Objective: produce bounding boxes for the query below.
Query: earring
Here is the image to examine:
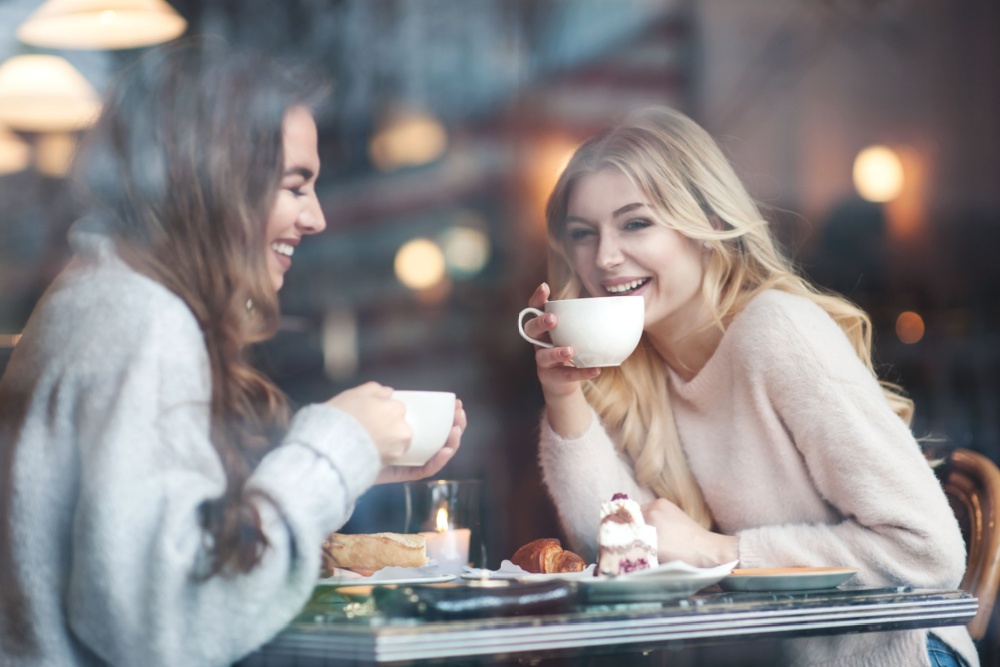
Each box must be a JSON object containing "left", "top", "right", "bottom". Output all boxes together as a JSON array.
[{"left": 703, "top": 241, "right": 711, "bottom": 249}]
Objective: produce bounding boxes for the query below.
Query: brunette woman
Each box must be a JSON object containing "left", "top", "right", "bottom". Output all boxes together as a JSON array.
[{"left": 0, "top": 41, "right": 465, "bottom": 667}]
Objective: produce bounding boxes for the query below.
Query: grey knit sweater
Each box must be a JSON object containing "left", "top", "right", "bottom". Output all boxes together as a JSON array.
[{"left": 0, "top": 219, "right": 381, "bottom": 666}]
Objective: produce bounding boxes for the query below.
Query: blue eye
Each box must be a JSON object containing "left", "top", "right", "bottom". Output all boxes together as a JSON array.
[
  {"left": 566, "top": 228, "right": 594, "bottom": 241},
  {"left": 624, "top": 218, "right": 651, "bottom": 231}
]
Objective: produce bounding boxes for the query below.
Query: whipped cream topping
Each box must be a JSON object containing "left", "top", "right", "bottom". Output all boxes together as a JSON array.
[
  {"left": 599, "top": 495, "right": 644, "bottom": 524},
  {"left": 598, "top": 521, "right": 657, "bottom": 549}
]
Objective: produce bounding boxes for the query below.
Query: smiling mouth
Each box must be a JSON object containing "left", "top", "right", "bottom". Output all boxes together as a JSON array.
[
  {"left": 271, "top": 242, "right": 294, "bottom": 258},
  {"left": 604, "top": 278, "right": 649, "bottom": 295}
]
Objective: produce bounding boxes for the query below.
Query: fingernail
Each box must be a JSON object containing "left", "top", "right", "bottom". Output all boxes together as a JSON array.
[
  {"left": 563, "top": 347, "right": 574, "bottom": 357},
  {"left": 544, "top": 314, "right": 555, "bottom": 326}
]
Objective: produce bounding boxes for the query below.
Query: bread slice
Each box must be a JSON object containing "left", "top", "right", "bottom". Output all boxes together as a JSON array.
[{"left": 321, "top": 532, "right": 428, "bottom": 575}]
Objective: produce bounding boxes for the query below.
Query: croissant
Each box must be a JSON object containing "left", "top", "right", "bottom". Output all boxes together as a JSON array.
[{"left": 511, "top": 538, "right": 586, "bottom": 574}]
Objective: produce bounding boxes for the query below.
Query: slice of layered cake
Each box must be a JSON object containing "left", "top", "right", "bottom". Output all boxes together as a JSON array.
[{"left": 596, "top": 493, "right": 659, "bottom": 575}]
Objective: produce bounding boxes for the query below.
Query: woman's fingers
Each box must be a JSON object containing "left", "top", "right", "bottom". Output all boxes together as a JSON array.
[
  {"left": 527, "top": 282, "right": 550, "bottom": 310},
  {"left": 536, "top": 348, "right": 600, "bottom": 382},
  {"left": 535, "top": 346, "right": 575, "bottom": 368},
  {"left": 523, "top": 311, "right": 556, "bottom": 341}
]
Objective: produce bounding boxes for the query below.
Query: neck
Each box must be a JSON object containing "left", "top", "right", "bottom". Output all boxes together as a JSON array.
[{"left": 646, "top": 303, "right": 724, "bottom": 381}]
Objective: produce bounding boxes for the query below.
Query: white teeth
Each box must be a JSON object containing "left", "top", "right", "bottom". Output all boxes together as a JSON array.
[
  {"left": 606, "top": 278, "right": 648, "bottom": 294},
  {"left": 271, "top": 242, "right": 294, "bottom": 257}
]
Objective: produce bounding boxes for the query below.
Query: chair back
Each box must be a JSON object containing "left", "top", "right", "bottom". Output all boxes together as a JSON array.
[{"left": 935, "top": 448, "right": 1000, "bottom": 640}]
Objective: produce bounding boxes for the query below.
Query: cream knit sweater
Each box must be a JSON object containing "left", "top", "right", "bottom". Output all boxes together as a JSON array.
[
  {"left": 540, "top": 289, "right": 978, "bottom": 667},
  {"left": 0, "top": 220, "right": 381, "bottom": 666}
]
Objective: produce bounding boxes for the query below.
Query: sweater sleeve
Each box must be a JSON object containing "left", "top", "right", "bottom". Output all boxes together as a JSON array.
[
  {"left": 62, "top": 283, "right": 380, "bottom": 667},
  {"left": 734, "top": 298, "right": 966, "bottom": 589},
  {"left": 538, "top": 406, "right": 653, "bottom": 561}
]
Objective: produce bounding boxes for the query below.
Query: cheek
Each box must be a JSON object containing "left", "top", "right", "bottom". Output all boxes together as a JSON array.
[
  {"left": 266, "top": 197, "right": 295, "bottom": 238},
  {"left": 567, "top": 244, "right": 594, "bottom": 271}
]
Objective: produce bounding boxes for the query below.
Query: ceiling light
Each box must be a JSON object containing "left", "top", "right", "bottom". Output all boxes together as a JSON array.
[
  {"left": 0, "top": 55, "right": 101, "bottom": 132},
  {"left": 17, "top": 0, "right": 187, "bottom": 50}
]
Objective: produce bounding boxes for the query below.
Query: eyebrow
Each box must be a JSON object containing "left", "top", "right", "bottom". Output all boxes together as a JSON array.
[
  {"left": 565, "top": 202, "right": 646, "bottom": 225},
  {"left": 284, "top": 166, "right": 316, "bottom": 181}
]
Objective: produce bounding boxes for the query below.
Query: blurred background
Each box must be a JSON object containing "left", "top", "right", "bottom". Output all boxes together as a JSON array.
[{"left": 1, "top": 0, "right": 998, "bottom": 581}]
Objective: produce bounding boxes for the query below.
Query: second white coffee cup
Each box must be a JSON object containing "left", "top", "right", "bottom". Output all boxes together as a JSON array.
[
  {"left": 392, "top": 390, "right": 457, "bottom": 466},
  {"left": 517, "top": 295, "right": 644, "bottom": 368}
]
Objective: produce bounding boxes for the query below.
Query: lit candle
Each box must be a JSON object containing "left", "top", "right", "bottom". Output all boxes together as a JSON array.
[{"left": 419, "top": 504, "right": 471, "bottom": 574}]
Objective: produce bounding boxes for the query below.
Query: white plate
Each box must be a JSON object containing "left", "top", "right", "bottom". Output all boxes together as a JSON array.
[
  {"left": 316, "top": 574, "right": 457, "bottom": 587},
  {"left": 461, "top": 564, "right": 596, "bottom": 582},
  {"left": 719, "top": 567, "right": 858, "bottom": 592},
  {"left": 579, "top": 560, "right": 737, "bottom": 603}
]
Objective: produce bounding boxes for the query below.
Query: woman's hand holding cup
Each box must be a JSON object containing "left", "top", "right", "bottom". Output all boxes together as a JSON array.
[
  {"left": 375, "top": 398, "right": 466, "bottom": 485},
  {"left": 326, "top": 382, "right": 412, "bottom": 466},
  {"left": 327, "top": 384, "right": 466, "bottom": 484},
  {"left": 523, "top": 283, "right": 601, "bottom": 400}
]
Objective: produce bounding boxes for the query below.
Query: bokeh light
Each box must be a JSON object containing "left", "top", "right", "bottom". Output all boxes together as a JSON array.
[
  {"left": 895, "top": 311, "right": 925, "bottom": 344},
  {"left": 369, "top": 108, "right": 448, "bottom": 172},
  {"left": 394, "top": 238, "right": 446, "bottom": 290},
  {"left": 439, "top": 224, "right": 491, "bottom": 278},
  {"left": 853, "top": 145, "right": 905, "bottom": 203}
]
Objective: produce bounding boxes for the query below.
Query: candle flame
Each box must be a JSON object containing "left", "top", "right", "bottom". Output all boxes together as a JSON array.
[{"left": 434, "top": 505, "right": 449, "bottom": 532}]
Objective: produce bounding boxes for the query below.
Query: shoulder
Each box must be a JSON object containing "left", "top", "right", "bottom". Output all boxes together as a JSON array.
[
  {"left": 28, "top": 254, "right": 204, "bottom": 379},
  {"left": 733, "top": 290, "right": 842, "bottom": 341},
  {"left": 727, "top": 289, "right": 858, "bottom": 373}
]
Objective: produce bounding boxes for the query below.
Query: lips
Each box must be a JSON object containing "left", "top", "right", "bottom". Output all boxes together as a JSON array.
[{"left": 271, "top": 241, "right": 296, "bottom": 269}]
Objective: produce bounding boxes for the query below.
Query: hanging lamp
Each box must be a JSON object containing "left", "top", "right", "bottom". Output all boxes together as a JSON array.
[
  {"left": 0, "top": 55, "right": 101, "bottom": 132},
  {"left": 17, "top": 0, "right": 187, "bottom": 50}
]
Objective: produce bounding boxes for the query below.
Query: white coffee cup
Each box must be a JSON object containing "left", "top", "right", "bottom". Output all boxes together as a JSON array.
[
  {"left": 517, "top": 296, "right": 644, "bottom": 368},
  {"left": 392, "top": 390, "right": 457, "bottom": 466}
]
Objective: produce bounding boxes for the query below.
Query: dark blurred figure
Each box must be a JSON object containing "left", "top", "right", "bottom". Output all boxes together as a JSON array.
[{"left": 806, "top": 197, "right": 888, "bottom": 313}]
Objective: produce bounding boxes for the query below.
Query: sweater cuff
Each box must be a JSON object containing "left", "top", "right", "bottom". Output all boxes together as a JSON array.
[
  {"left": 284, "top": 404, "right": 381, "bottom": 502},
  {"left": 539, "top": 404, "right": 602, "bottom": 446},
  {"left": 735, "top": 533, "right": 759, "bottom": 569}
]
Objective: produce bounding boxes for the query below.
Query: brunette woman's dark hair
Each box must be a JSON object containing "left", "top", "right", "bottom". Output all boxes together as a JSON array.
[{"left": 73, "top": 38, "right": 330, "bottom": 575}]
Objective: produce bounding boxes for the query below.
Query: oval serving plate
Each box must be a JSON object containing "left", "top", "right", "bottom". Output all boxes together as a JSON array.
[
  {"left": 316, "top": 573, "right": 457, "bottom": 587},
  {"left": 578, "top": 560, "right": 736, "bottom": 604},
  {"left": 719, "top": 566, "right": 858, "bottom": 592}
]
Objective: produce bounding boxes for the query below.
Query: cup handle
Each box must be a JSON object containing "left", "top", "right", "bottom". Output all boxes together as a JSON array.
[{"left": 518, "top": 307, "right": 554, "bottom": 348}]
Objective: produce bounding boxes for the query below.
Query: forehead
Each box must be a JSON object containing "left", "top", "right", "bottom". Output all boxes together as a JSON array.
[
  {"left": 282, "top": 105, "right": 319, "bottom": 170},
  {"left": 567, "top": 168, "right": 643, "bottom": 215}
]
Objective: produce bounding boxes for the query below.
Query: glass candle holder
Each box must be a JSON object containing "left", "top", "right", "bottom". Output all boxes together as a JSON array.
[{"left": 404, "top": 479, "right": 482, "bottom": 574}]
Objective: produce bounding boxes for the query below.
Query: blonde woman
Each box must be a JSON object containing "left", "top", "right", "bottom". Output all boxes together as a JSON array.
[{"left": 524, "top": 106, "right": 974, "bottom": 667}]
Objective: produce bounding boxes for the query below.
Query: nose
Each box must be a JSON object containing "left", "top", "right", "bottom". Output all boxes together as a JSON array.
[
  {"left": 297, "top": 196, "right": 327, "bottom": 235},
  {"left": 595, "top": 233, "right": 623, "bottom": 269}
]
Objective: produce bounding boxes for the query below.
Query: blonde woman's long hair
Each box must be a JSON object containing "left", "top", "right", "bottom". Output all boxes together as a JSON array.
[{"left": 544, "top": 106, "right": 913, "bottom": 529}]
